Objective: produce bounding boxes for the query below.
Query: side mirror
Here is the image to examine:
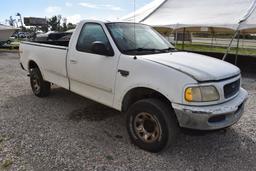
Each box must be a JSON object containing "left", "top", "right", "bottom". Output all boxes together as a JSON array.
[{"left": 91, "top": 41, "right": 114, "bottom": 56}]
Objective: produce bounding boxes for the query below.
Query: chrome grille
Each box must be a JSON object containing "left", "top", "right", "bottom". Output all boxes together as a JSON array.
[{"left": 224, "top": 79, "right": 240, "bottom": 99}]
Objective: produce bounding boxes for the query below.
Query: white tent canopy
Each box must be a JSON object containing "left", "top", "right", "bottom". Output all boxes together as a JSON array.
[
  {"left": 122, "top": 0, "right": 256, "bottom": 33},
  {"left": 240, "top": 0, "right": 256, "bottom": 32}
]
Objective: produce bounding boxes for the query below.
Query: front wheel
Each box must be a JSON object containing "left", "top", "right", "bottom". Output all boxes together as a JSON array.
[
  {"left": 126, "top": 98, "right": 179, "bottom": 153},
  {"left": 30, "top": 68, "right": 51, "bottom": 97}
]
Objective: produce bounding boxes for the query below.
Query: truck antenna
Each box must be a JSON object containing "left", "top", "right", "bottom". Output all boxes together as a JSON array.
[{"left": 133, "top": 0, "right": 137, "bottom": 59}]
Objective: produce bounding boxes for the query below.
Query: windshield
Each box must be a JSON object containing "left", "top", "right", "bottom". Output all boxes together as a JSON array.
[{"left": 106, "top": 23, "right": 175, "bottom": 55}]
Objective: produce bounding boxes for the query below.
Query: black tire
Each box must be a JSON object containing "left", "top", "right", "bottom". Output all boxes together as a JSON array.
[
  {"left": 126, "top": 98, "right": 179, "bottom": 153},
  {"left": 30, "top": 68, "right": 51, "bottom": 97}
]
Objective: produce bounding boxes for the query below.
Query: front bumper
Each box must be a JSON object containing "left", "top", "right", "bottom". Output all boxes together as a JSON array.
[{"left": 173, "top": 88, "right": 248, "bottom": 130}]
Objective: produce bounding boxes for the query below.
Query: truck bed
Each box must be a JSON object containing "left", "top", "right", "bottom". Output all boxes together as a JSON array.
[
  {"left": 33, "top": 40, "right": 69, "bottom": 47},
  {"left": 33, "top": 32, "right": 72, "bottom": 47},
  {"left": 20, "top": 41, "right": 69, "bottom": 89}
]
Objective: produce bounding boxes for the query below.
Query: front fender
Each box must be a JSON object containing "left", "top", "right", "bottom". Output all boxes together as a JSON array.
[{"left": 113, "top": 55, "right": 197, "bottom": 110}]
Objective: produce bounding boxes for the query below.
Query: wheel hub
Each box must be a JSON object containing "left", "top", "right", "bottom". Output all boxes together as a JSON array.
[
  {"left": 32, "top": 78, "right": 40, "bottom": 93},
  {"left": 134, "top": 112, "right": 161, "bottom": 143}
]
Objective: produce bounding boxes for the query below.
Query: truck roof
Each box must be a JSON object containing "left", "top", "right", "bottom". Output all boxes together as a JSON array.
[{"left": 78, "top": 19, "right": 142, "bottom": 25}]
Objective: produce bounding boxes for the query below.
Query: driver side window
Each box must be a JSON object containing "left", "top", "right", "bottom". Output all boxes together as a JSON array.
[{"left": 76, "top": 23, "right": 112, "bottom": 54}]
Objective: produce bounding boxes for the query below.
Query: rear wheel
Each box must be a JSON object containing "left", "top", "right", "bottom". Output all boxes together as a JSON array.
[
  {"left": 126, "top": 98, "right": 179, "bottom": 153},
  {"left": 30, "top": 68, "right": 51, "bottom": 97}
]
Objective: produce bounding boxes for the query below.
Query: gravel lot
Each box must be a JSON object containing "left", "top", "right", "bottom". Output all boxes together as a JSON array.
[{"left": 0, "top": 52, "right": 256, "bottom": 171}]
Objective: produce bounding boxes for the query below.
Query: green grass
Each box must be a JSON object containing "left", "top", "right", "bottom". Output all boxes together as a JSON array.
[{"left": 175, "top": 44, "right": 256, "bottom": 56}]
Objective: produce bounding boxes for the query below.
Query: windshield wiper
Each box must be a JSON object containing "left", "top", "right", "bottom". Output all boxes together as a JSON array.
[
  {"left": 124, "top": 48, "right": 161, "bottom": 52},
  {"left": 159, "top": 47, "right": 177, "bottom": 52},
  {"left": 124, "top": 47, "right": 176, "bottom": 53}
]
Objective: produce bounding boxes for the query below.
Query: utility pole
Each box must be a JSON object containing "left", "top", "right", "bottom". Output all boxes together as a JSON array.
[{"left": 16, "top": 13, "right": 24, "bottom": 28}]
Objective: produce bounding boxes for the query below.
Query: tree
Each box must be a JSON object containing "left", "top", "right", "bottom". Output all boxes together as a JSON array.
[
  {"left": 56, "top": 15, "right": 62, "bottom": 31},
  {"left": 48, "top": 15, "right": 62, "bottom": 31},
  {"left": 48, "top": 16, "right": 57, "bottom": 31},
  {"left": 67, "top": 23, "right": 76, "bottom": 30},
  {"left": 62, "top": 18, "right": 67, "bottom": 31}
]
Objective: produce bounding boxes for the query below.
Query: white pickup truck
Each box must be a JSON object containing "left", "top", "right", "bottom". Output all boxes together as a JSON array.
[{"left": 20, "top": 20, "right": 248, "bottom": 153}]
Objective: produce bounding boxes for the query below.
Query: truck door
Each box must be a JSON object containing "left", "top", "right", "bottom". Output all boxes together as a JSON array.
[{"left": 67, "top": 22, "right": 120, "bottom": 107}]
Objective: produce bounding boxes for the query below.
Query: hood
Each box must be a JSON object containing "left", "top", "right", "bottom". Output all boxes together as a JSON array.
[{"left": 142, "top": 52, "right": 240, "bottom": 82}]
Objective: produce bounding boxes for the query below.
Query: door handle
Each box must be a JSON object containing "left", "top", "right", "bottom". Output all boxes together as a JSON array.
[
  {"left": 70, "top": 59, "right": 78, "bottom": 64},
  {"left": 118, "top": 69, "right": 129, "bottom": 77}
]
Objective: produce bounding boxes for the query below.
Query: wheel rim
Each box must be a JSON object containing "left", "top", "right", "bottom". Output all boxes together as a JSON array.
[
  {"left": 32, "top": 77, "right": 40, "bottom": 93},
  {"left": 133, "top": 112, "right": 161, "bottom": 143}
]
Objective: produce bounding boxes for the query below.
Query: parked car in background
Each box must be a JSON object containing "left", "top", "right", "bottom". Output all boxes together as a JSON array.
[
  {"left": 19, "top": 20, "right": 248, "bottom": 153},
  {"left": 14, "top": 32, "right": 31, "bottom": 39}
]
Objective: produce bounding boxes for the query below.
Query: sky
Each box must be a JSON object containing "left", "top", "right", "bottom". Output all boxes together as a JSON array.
[{"left": 0, "top": 0, "right": 152, "bottom": 25}]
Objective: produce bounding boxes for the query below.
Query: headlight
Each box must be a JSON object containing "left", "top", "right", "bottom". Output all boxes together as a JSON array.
[{"left": 185, "top": 86, "right": 220, "bottom": 102}]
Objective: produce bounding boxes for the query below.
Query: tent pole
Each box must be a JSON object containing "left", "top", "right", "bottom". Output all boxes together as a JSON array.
[
  {"left": 243, "top": 33, "right": 245, "bottom": 49},
  {"left": 211, "top": 29, "right": 214, "bottom": 48},
  {"left": 222, "top": 28, "right": 240, "bottom": 61},
  {"left": 182, "top": 28, "right": 185, "bottom": 50},
  {"left": 235, "top": 31, "right": 241, "bottom": 66},
  {"left": 175, "top": 30, "right": 178, "bottom": 47},
  {"left": 223, "top": 0, "right": 256, "bottom": 61}
]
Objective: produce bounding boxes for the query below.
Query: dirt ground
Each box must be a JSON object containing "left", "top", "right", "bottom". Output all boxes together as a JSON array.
[{"left": 0, "top": 52, "right": 256, "bottom": 171}]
